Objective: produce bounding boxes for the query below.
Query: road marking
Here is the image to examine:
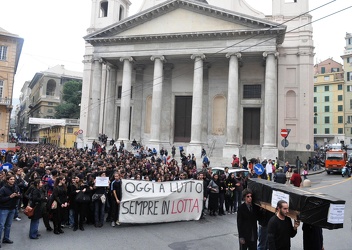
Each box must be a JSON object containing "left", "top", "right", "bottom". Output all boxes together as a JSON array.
[{"left": 309, "top": 177, "right": 351, "bottom": 191}]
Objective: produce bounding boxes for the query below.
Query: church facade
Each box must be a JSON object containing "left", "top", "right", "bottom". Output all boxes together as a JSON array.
[{"left": 79, "top": 0, "right": 314, "bottom": 161}]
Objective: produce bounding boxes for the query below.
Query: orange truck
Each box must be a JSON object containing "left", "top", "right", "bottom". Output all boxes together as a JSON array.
[{"left": 325, "top": 149, "right": 347, "bottom": 174}]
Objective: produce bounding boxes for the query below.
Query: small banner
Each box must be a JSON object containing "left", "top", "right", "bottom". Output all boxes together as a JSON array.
[{"left": 120, "top": 179, "right": 203, "bottom": 224}]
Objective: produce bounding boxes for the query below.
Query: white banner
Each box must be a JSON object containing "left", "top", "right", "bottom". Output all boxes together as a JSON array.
[
  {"left": 29, "top": 118, "right": 66, "bottom": 126},
  {"left": 120, "top": 180, "right": 203, "bottom": 224}
]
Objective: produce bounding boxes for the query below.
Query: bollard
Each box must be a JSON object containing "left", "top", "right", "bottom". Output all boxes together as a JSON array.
[{"left": 302, "top": 179, "right": 311, "bottom": 187}]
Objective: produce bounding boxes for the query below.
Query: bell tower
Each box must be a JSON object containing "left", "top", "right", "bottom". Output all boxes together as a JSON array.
[
  {"left": 272, "top": 0, "right": 308, "bottom": 16},
  {"left": 88, "top": 0, "right": 131, "bottom": 33}
]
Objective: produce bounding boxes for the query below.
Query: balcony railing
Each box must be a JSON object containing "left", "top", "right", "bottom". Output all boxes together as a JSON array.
[{"left": 0, "top": 97, "right": 11, "bottom": 106}]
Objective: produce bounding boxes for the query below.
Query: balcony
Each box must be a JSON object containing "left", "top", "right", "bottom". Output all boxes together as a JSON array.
[{"left": 0, "top": 97, "right": 11, "bottom": 106}]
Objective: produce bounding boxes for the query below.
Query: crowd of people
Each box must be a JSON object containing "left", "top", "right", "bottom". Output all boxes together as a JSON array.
[{"left": 0, "top": 142, "right": 323, "bottom": 249}]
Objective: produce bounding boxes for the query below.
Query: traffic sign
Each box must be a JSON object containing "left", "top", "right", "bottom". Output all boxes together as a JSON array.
[
  {"left": 0, "top": 163, "right": 13, "bottom": 171},
  {"left": 306, "top": 144, "right": 311, "bottom": 150},
  {"left": 254, "top": 163, "right": 264, "bottom": 175},
  {"left": 281, "top": 139, "right": 289, "bottom": 148},
  {"left": 1, "top": 149, "right": 6, "bottom": 154},
  {"left": 281, "top": 129, "right": 288, "bottom": 138}
]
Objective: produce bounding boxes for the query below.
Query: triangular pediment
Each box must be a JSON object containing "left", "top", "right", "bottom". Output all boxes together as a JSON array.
[{"left": 85, "top": 0, "right": 286, "bottom": 44}]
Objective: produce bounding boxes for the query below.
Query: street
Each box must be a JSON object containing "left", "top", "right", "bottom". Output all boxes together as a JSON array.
[{"left": 5, "top": 172, "right": 352, "bottom": 250}]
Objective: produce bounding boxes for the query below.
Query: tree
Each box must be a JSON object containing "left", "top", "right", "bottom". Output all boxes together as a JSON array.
[{"left": 55, "top": 80, "right": 82, "bottom": 119}]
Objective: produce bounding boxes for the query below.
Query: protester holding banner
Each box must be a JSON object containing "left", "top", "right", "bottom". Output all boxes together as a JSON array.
[
  {"left": 92, "top": 172, "right": 108, "bottom": 227},
  {"left": 110, "top": 173, "right": 121, "bottom": 227},
  {"left": 207, "top": 174, "right": 220, "bottom": 216}
]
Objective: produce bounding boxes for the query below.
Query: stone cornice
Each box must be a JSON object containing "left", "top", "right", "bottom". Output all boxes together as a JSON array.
[{"left": 85, "top": 0, "right": 286, "bottom": 44}]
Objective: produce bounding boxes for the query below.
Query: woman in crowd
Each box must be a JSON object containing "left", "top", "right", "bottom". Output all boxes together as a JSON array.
[
  {"left": 207, "top": 173, "right": 220, "bottom": 216},
  {"left": 71, "top": 175, "right": 89, "bottom": 231},
  {"left": 286, "top": 167, "right": 293, "bottom": 184},
  {"left": 28, "top": 179, "right": 45, "bottom": 239},
  {"left": 234, "top": 172, "right": 244, "bottom": 213},
  {"left": 93, "top": 172, "right": 108, "bottom": 227},
  {"left": 225, "top": 173, "right": 236, "bottom": 214},
  {"left": 51, "top": 176, "right": 68, "bottom": 234},
  {"left": 218, "top": 174, "right": 227, "bottom": 216}
]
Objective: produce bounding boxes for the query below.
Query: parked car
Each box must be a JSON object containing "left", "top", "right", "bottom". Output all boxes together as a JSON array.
[{"left": 210, "top": 167, "right": 249, "bottom": 177}]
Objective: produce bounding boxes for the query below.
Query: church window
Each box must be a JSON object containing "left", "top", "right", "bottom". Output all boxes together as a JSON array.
[
  {"left": 243, "top": 85, "right": 261, "bottom": 99},
  {"left": 118, "top": 86, "right": 133, "bottom": 99},
  {"left": 0, "top": 46, "right": 7, "bottom": 61},
  {"left": 119, "top": 5, "right": 124, "bottom": 21},
  {"left": 100, "top": 1, "right": 108, "bottom": 18}
]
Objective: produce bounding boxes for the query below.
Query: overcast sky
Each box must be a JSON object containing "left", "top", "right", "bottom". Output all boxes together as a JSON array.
[{"left": 0, "top": 0, "right": 350, "bottom": 100}]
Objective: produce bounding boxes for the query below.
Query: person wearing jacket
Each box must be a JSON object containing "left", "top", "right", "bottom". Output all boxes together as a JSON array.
[
  {"left": 29, "top": 179, "right": 45, "bottom": 239},
  {"left": 51, "top": 176, "right": 68, "bottom": 234},
  {"left": 0, "top": 175, "right": 21, "bottom": 245}
]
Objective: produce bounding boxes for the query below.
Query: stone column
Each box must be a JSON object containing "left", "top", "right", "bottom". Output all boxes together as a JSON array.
[
  {"left": 132, "top": 64, "right": 145, "bottom": 143},
  {"left": 149, "top": 56, "right": 165, "bottom": 144},
  {"left": 88, "top": 57, "right": 103, "bottom": 139},
  {"left": 105, "top": 64, "right": 117, "bottom": 140},
  {"left": 190, "top": 54, "right": 205, "bottom": 145},
  {"left": 99, "top": 63, "right": 108, "bottom": 134},
  {"left": 263, "top": 52, "right": 279, "bottom": 148},
  {"left": 118, "top": 57, "right": 134, "bottom": 142},
  {"left": 226, "top": 52, "right": 241, "bottom": 145}
]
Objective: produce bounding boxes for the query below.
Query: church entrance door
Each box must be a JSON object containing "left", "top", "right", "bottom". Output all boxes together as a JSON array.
[
  {"left": 243, "top": 108, "right": 260, "bottom": 145},
  {"left": 174, "top": 96, "right": 192, "bottom": 142}
]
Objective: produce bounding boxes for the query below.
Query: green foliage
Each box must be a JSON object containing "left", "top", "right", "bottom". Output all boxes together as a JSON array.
[{"left": 55, "top": 80, "right": 82, "bottom": 119}]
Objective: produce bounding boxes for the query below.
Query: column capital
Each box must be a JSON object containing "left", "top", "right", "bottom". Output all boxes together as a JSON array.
[
  {"left": 151, "top": 55, "right": 166, "bottom": 62},
  {"left": 120, "top": 57, "right": 135, "bottom": 63},
  {"left": 134, "top": 64, "right": 145, "bottom": 71},
  {"left": 106, "top": 62, "right": 118, "bottom": 69},
  {"left": 263, "top": 51, "right": 279, "bottom": 58},
  {"left": 226, "top": 52, "right": 242, "bottom": 59},
  {"left": 191, "top": 54, "right": 206, "bottom": 60},
  {"left": 92, "top": 57, "right": 104, "bottom": 63}
]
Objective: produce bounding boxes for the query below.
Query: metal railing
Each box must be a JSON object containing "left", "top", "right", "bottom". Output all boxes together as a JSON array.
[{"left": 0, "top": 97, "right": 11, "bottom": 106}]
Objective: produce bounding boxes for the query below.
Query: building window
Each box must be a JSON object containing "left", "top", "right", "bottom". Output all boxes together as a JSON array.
[
  {"left": 314, "top": 86, "right": 317, "bottom": 92},
  {"left": 314, "top": 97, "right": 317, "bottom": 103},
  {"left": 338, "top": 84, "right": 342, "bottom": 90},
  {"left": 314, "top": 77, "right": 317, "bottom": 83},
  {"left": 243, "top": 85, "right": 261, "bottom": 99},
  {"left": 321, "top": 67, "right": 326, "bottom": 74},
  {"left": 331, "top": 68, "right": 340, "bottom": 72},
  {"left": 48, "top": 102, "right": 54, "bottom": 106},
  {"left": 47, "top": 109, "right": 53, "bottom": 113},
  {"left": 338, "top": 105, "right": 343, "bottom": 111},
  {"left": 314, "top": 117, "right": 317, "bottom": 124},
  {"left": 338, "top": 128, "right": 343, "bottom": 134},
  {"left": 314, "top": 106, "right": 317, "bottom": 113},
  {"left": 324, "top": 96, "right": 329, "bottom": 102},
  {"left": 324, "top": 86, "right": 329, "bottom": 91},
  {"left": 348, "top": 72, "right": 352, "bottom": 82},
  {"left": 347, "top": 115, "right": 352, "bottom": 124},
  {"left": 0, "top": 80, "right": 3, "bottom": 97},
  {"left": 0, "top": 46, "right": 7, "bottom": 61},
  {"left": 350, "top": 99, "right": 352, "bottom": 109},
  {"left": 100, "top": 0, "right": 108, "bottom": 17},
  {"left": 348, "top": 85, "right": 352, "bottom": 92},
  {"left": 67, "top": 128, "right": 73, "bottom": 133},
  {"left": 338, "top": 116, "right": 343, "bottom": 123},
  {"left": 348, "top": 57, "right": 351, "bottom": 63},
  {"left": 338, "top": 95, "right": 343, "bottom": 101},
  {"left": 314, "top": 128, "right": 317, "bottom": 134},
  {"left": 324, "top": 106, "right": 329, "bottom": 112},
  {"left": 324, "top": 76, "right": 330, "bottom": 81},
  {"left": 117, "top": 86, "right": 133, "bottom": 99},
  {"left": 325, "top": 128, "right": 330, "bottom": 134},
  {"left": 324, "top": 116, "right": 330, "bottom": 124}
]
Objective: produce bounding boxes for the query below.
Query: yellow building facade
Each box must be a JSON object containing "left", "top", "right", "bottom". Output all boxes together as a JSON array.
[
  {"left": 313, "top": 58, "right": 344, "bottom": 147},
  {"left": 39, "top": 123, "right": 80, "bottom": 148},
  {"left": 0, "top": 27, "right": 23, "bottom": 144}
]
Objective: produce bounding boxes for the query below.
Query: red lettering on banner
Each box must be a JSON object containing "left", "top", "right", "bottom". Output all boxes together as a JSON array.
[{"left": 171, "top": 199, "right": 200, "bottom": 214}]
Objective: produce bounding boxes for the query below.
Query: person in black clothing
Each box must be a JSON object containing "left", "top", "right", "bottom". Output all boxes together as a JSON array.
[
  {"left": 110, "top": 173, "right": 121, "bottom": 227},
  {"left": 51, "top": 176, "right": 68, "bottom": 234},
  {"left": 28, "top": 179, "right": 45, "bottom": 239},
  {"left": 207, "top": 174, "right": 220, "bottom": 216},
  {"left": 93, "top": 172, "right": 108, "bottom": 227},
  {"left": 302, "top": 223, "right": 324, "bottom": 250},
  {"left": 257, "top": 209, "right": 275, "bottom": 250},
  {"left": 273, "top": 167, "right": 287, "bottom": 184},
  {"left": 197, "top": 172, "right": 207, "bottom": 219},
  {"left": 0, "top": 175, "right": 20, "bottom": 245},
  {"left": 267, "top": 200, "right": 300, "bottom": 250},
  {"left": 218, "top": 174, "right": 226, "bottom": 216},
  {"left": 237, "top": 188, "right": 258, "bottom": 250},
  {"left": 71, "top": 175, "right": 88, "bottom": 231}
]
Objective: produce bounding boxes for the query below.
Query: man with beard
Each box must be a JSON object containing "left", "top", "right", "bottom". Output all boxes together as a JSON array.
[{"left": 267, "top": 200, "right": 300, "bottom": 250}]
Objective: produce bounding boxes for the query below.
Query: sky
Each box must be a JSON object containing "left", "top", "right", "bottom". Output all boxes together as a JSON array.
[{"left": 0, "top": 0, "right": 351, "bottom": 100}]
